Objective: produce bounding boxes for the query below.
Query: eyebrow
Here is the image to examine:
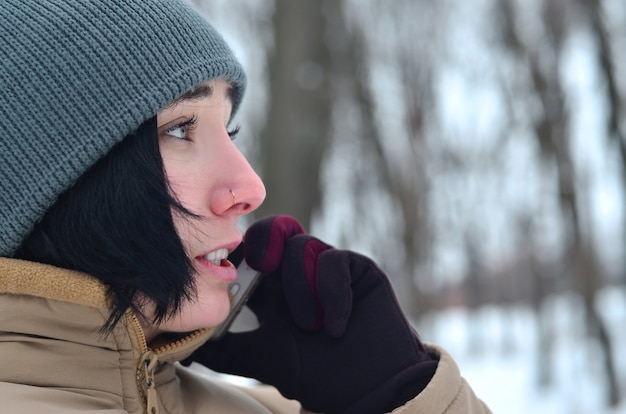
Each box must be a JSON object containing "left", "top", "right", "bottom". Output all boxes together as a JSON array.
[{"left": 165, "top": 82, "right": 235, "bottom": 108}]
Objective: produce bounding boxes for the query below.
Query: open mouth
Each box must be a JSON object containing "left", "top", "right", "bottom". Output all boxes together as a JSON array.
[{"left": 200, "top": 248, "right": 229, "bottom": 266}]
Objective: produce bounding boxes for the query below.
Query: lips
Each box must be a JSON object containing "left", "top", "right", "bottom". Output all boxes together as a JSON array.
[{"left": 195, "top": 246, "right": 238, "bottom": 281}]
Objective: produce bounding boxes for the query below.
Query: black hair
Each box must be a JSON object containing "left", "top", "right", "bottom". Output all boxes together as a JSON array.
[{"left": 14, "top": 117, "right": 198, "bottom": 333}]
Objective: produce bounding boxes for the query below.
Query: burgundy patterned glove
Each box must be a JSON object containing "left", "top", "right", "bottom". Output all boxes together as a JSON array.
[{"left": 187, "top": 215, "right": 437, "bottom": 414}]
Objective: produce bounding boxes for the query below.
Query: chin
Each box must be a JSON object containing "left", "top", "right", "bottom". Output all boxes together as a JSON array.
[
  {"left": 159, "top": 290, "right": 231, "bottom": 334},
  {"left": 200, "top": 307, "right": 231, "bottom": 330},
  {"left": 192, "top": 294, "right": 232, "bottom": 330}
]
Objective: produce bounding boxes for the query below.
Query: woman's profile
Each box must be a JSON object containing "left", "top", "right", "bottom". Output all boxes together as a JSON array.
[{"left": 0, "top": 1, "right": 491, "bottom": 413}]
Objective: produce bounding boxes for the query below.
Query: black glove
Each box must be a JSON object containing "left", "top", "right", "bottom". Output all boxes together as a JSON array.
[{"left": 187, "top": 215, "right": 437, "bottom": 414}]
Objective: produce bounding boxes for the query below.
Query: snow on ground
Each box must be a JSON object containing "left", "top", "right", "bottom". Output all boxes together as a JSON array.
[{"left": 422, "top": 286, "right": 626, "bottom": 413}]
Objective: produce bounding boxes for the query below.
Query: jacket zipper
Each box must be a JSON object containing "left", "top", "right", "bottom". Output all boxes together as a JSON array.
[
  {"left": 141, "top": 350, "right": 160, "bottom": 414},
  {"left": 127, "top": 312, "right": 212, "bottom": 414},
  {"left": 128, "top": 313, "right": 158, "bottom": 414}
]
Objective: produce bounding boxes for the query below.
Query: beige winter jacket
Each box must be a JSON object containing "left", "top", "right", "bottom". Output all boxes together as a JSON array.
[{"left": 0, "top": 258, "right": 490, "bottom": 413}]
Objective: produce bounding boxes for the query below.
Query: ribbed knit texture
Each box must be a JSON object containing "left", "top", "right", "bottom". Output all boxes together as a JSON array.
[{"left": 0, "top": 0, "right": 246, "bottom": 256}]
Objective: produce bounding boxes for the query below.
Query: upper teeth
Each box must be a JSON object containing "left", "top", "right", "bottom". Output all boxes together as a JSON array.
[{"left": 203, "top": 248, "right": 229, "bottom": 265}]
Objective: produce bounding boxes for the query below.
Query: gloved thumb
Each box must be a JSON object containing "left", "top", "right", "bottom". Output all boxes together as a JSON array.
[{"left": 244, "top": 215, "right": 306, "bottom": 273}]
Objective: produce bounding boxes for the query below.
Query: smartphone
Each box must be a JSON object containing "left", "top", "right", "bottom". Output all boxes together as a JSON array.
[{"left": 210, "top": 246, "right": 262, "bottom": 340}]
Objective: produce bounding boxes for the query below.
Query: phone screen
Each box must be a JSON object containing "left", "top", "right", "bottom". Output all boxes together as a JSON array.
[{"left": 210, "top": 248, "right": 261, "bottom": 340}]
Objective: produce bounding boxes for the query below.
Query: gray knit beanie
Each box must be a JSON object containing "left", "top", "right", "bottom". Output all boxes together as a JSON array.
[{"left": 0, "top": 0, "right": 246, "bottom": 256}]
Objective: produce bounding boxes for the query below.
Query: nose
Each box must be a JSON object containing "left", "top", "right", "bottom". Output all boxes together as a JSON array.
[{"left": 211, "top": 140, "right": 266, "bottom": 217}]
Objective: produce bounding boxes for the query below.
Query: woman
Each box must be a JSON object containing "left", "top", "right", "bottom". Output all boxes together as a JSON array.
[{"left": 0, "top": 0, "right": 491, "bottom": 413}]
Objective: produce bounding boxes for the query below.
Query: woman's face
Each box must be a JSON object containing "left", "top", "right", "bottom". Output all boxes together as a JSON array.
[{"left": 145, "top": 79, "right": 265, "bottom": 341}]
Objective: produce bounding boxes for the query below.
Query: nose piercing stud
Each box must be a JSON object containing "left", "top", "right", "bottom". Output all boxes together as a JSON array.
[{"left": 229, "top": 189, "right": 237, "bottom": 207}]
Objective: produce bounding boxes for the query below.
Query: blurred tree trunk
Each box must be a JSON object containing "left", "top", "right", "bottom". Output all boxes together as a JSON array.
[
  {"left": 463, "top": 231, "right": 486, "bottom": 354},
  {"left": 582, "top": 0, "right": 626, "bottom": 284},
  {"left": 499, "top": 0, "right": 620, "bottom": 405},
  {"left": 336, "top": 0, "right": 434, "bottom": 320},
  {"left": 537, "top": 1, "right": 619, "bottom": 405},
  {"left": 497, "top": 0, "right": 556, "bottom": 387},
  {"left": 583, "top": 8, "right": 626, "bottom": 400},
  {"left": 255, "top": 0, "right": 332, "bottom": 229},
  {"left": 394, "top": 16, "right": 435, "bottom": 319},
  {"left": 250, "top": 0, "right": 434, "bottom": 322}
]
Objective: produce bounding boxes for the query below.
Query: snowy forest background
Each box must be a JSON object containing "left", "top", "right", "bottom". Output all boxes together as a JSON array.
[{"left": 190, "top": 0, "right": 626, "bottom": 412}]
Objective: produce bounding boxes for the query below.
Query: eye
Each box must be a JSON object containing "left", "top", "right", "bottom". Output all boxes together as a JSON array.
[
  {"left": 228, "top": 124, "right": 241, "bottom": 140},
  {"left": 163, "top": 115, "right": 198, "bottom": 140}
]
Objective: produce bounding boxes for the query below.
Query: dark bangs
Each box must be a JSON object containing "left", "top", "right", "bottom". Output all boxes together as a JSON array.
[{"left": 14, "top": 117, "right": 197, "bottom": 333}]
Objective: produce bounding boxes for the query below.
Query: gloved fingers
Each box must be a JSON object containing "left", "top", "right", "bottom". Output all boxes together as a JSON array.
[
  {"left": 280, "top": 239, "right": 380, "bottom": 337},
  {"left": 316, "top": 249, "right": 353, "bottom": 337},
  {"left": 189, "top": 329, "right": 301, "bottom": 393},
  {"left": 244, "top": 215, "right": 306, "bottom": 274},
  {"left": 189, "top": 330, "right": 267, "bottom": 378},
  {"left": 281, "top": 234, "right": 330, "bottom": 331},
  {"left": 317, "top": 250, "right": 397, "bottom": 338}
]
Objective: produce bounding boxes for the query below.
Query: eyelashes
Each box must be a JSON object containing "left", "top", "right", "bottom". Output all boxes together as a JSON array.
[
  {"left": 161, "top": 115, "right": 242, "bottom": 142},
  {"left": 178, "top": 115, "right": 198, "bottom": 130},
  {"left": 227, "top": 124, "right": 241, "bottom": 140},
  {"left": 163, "top": 115, "right": 198, "bottom": 141}
]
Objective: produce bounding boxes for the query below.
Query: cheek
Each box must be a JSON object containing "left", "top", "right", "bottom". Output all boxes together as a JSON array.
[
  {"left": 165, "top": 168, "right": 202, "bottom": 250},
  {"left": 165, "top": 168, "right": 195, "bottom": 208},
  {"left": 164, "top": 160, "right": 213, "bottom": 216},
  {"left": 195, "top": 277, "right": 232, "bottom": 310}
]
